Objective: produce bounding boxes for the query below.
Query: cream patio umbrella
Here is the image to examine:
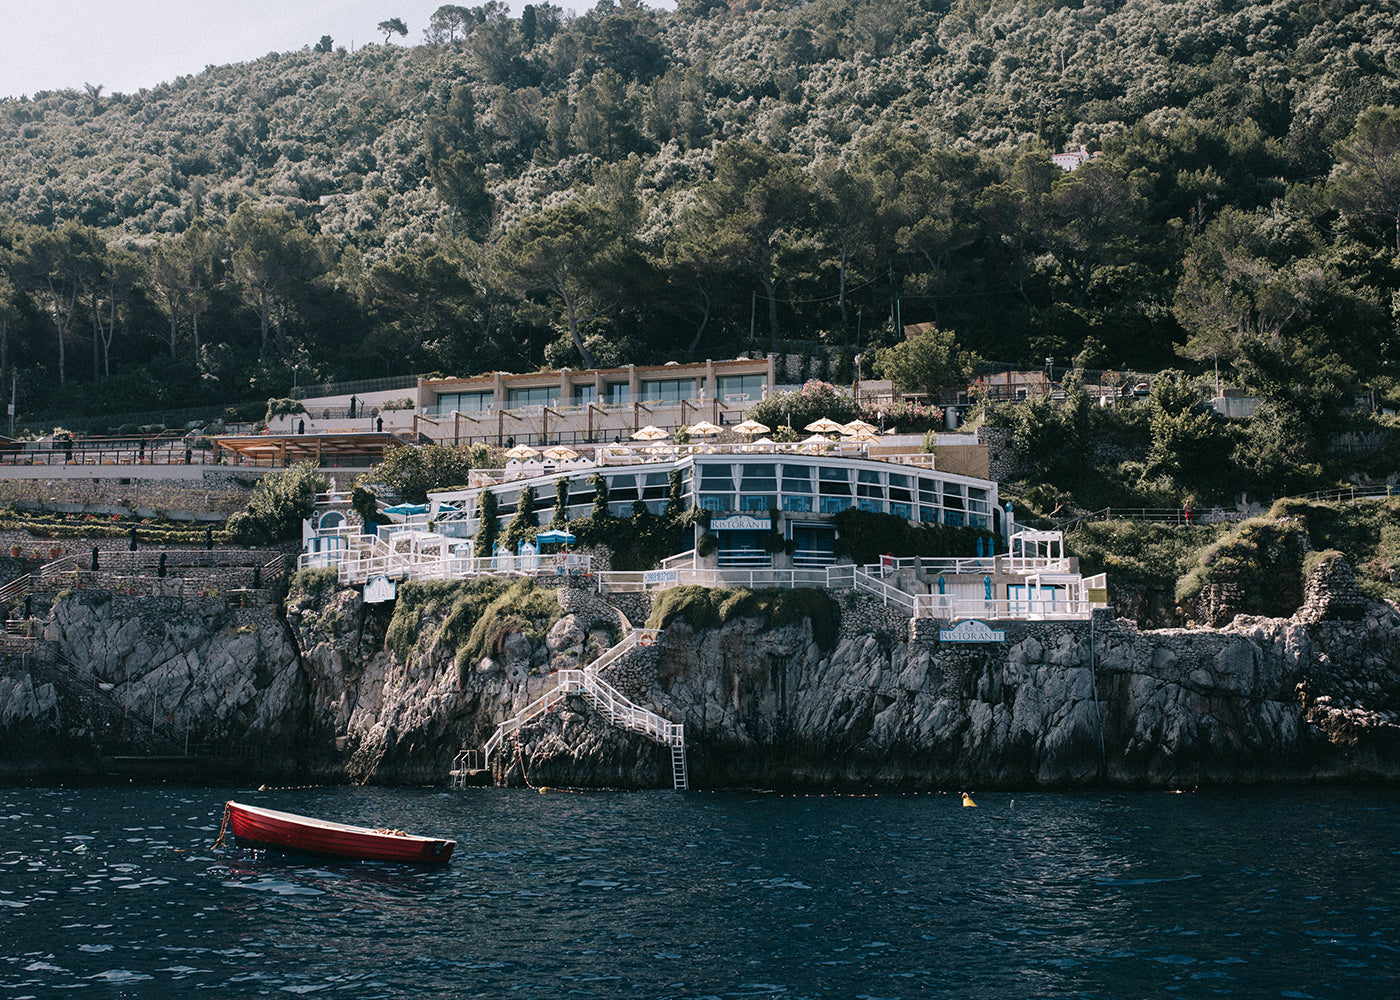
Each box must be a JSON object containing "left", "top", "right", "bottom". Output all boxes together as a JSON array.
[
  {"left": 841, "top": 419, "right": 878, "bottom": 436},
  {"left": 542, "top": 445, "right": 580, "bottom": 461},
  {"left": 842, "top": 428, "right": 881, "bottom": 451},
  {"left": 504, "top": 444, "right": 540, "bottom": 460},
  {"left": 631, "top": 424, "right": 670, "bottom": 441},
  {"left": 804, "top": 417, "right": 845, "bottom": 435},
  {"left": 685, "top": 420, "right": 723, "bottom": 437},
  {"left": 800, "top": 433, "right": 835, "bottom": 452},
  {"left": 733, "top": 418, "right": 770, "bottom": 438}
]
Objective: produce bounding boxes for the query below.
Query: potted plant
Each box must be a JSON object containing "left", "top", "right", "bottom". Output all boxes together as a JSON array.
[{"left": 9, "top": 544, "right": 21, "bottom": 558}]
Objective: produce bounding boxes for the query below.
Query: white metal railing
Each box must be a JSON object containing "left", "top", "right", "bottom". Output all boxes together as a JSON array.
[
  {"left": 482, "top": 670, "right": 586, "bottom": 766},
  {"left": 853, "top": 566, "right": 918, "bottom": 613},
  {"left": 912, "top": 595, "right": 1105, "bottom": 620},
  {"left": 999, "top": 554, "right": 1073, "bottom": 575},
  {"left": 481, "top": 628, "right": 685, "bottom": 786},
  {"left": 600, "top": 566, "right": 837, "bottom": 594},
  {"left": 716, "top": 549, "right": 773, "bottom": 568},
  {"left": 883, "top": 555, "right": 997, "bottom": 575},
  {"left": 659, "top": 549, "right": 696, "bottom": 570},
  {"left": 308, "top": 540, "right": 594, "bottom": 585}
]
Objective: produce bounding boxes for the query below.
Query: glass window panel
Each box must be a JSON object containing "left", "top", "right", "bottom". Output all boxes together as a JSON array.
[
  {"left": 507, "top": 386, "right": 560, "bottom": 407},
  {"left": 642, "top": 472, "right": 670, "bottom": 500},
  {"left": 716, "top": 374, "right": 767, "bottom": 401},
  {"left": 640, "top": 378, "right": 697, "bottom": 403},
  {"left": 607, "top": 474, "right": 638, "bottom": 500},
  {"left": 818, "top": 467, "right": 850, "bottom": 495}
]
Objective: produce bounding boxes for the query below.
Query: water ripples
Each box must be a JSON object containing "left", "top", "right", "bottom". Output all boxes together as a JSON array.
[{"left": 1, "top": 786, "right": 1397, "bottom": 997}]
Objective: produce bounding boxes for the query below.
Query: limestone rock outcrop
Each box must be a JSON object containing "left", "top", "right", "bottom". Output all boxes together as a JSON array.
[{"left": 3, "top": 561, "right": 1398, "bottom": 789}]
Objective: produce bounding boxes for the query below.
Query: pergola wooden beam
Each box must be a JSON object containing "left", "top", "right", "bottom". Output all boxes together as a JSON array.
[{"left": 214, "top": 432, "right": 414, "bottom": 467}]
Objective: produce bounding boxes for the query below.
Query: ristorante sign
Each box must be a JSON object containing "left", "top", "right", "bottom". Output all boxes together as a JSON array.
[
  {"left": 938, "top": 619, "right": 1006, "bottom": 643},
  {"left": 709, "top": 515, "right": 771, "bottom": 531}
]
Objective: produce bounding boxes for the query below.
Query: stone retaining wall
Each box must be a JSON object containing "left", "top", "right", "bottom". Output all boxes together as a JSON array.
[
  {"left": 0, "top": 473, "right": 255, "bottom": 516},
  {"left": 838, "top": 590, "right": 915, "bottom": 642},
  {"left": 978, "top": 425, "right": 1025, "bottom": 483}
]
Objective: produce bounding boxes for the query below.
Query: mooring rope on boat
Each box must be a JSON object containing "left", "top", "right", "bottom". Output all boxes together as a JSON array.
[{"left": 212, "top": 802, "right": 230, "bottom": 850}]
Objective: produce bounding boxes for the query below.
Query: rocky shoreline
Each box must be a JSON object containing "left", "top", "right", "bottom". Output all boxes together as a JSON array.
[{"left": 2, "top": 557, "right": 1398, "bottom": 790}]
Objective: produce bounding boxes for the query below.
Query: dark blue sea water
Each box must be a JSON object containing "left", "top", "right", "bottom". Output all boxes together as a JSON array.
[{"left": 1, "top": 784, "right": 1397, "bottom": 999}]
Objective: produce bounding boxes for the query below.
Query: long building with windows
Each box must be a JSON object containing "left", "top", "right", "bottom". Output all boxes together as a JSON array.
[
  {"left": 428, "top": 446, "right": 1002, "bottom": 568},
  {"left": 414, "top": 358, "right": 776, "bottom": 447},
  {"left": 301, "top": 437, "right": 1105, "bottom": 620}
]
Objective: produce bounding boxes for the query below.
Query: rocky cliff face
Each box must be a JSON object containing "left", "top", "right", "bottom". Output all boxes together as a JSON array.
[
  {"left": 0, "top": 592, "right": 303, "bottom": 775},
  {"left": 518, "top": 559, "right": 1400, "bottom": 789},
  {"left": 3, "top": 561, "right": 1398, "bottom": 789}
]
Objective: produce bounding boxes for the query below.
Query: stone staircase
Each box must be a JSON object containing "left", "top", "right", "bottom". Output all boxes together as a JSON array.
[{"left": 477, "top": 628, "right": 688, "bottom": 790}]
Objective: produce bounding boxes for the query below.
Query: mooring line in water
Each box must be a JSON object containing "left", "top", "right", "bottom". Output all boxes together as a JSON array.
[
  {"left": 515, "top": 739, "right": 535, "bottom": 790},
  {"left": 212, "top": 802, "right": 230, "bottom": 850}
]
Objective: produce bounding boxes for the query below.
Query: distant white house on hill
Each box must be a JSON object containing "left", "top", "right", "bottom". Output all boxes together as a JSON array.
[{"left": 1052, "top": 145, "right": 1100, "bottom": 171}]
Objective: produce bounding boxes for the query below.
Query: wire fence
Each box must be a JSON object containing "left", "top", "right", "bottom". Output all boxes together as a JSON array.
[{"left": 1052, "top": 485, "right": 1398, "bottom": 531}]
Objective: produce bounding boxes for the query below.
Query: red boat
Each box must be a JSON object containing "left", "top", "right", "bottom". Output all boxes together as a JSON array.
[{"left": 222, "top": 801, "right": 455, "bottom": 864}]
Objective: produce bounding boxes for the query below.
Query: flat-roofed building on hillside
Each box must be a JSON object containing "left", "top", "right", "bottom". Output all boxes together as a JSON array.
[{"left": 413, "top": 358, "right": 776, "bottom": 447}]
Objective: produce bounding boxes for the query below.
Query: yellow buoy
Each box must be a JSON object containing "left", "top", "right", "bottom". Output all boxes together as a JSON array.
[
  {"left": 538, "top": 786, "right": 549, "bottom": 794},
  {"left": 961, "top": 792, "right": 977, "bottom": 808}
]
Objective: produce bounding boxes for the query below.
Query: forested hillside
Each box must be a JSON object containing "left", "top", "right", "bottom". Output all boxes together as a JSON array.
[{"left": 1, "top": 0, "right": 1399, "bottom": 424}]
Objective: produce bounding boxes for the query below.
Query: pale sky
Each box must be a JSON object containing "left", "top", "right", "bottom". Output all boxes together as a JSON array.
[{"left": 0, "top": 0, "right": 574, "bottom": 101}]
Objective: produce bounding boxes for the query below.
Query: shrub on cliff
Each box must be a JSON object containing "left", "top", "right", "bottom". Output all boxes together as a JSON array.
[
  {"left": 1268, "top": 496, "right": 1400, "bottom": 602},
  {"left": 290, "top": 566, "right": 339, "bottom": 597},
  {"left": 372, "top": 442, "right": 489, "bottom": 504},
  {"left": 386, "top": 577, "right": 560, "bottom": 668},
  {"left": 648, "top": 585, "right": 840, "bottom": 652},
  {"left": 225, "top": 462, "right": 329, "bottom": 545},
  {"left": 1174, "top": 515, "right": 1310, "bottom": 617},
  {"left": 1068, "top": 520, "right": 1221, "bottom": 595}
]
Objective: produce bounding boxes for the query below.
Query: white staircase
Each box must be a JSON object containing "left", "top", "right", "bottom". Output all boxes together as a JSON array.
[{"left": 480, "top": 628, "right": 689, "bottom": 790}]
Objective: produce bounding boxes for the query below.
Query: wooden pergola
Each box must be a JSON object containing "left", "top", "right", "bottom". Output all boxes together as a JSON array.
[{"left": 214, "top": 432, "right": 415, "bottom": 469}]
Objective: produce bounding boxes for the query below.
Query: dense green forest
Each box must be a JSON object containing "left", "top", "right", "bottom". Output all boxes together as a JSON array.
[{"left": 2, "top": 0, "right": 1400, "bottom": 427}]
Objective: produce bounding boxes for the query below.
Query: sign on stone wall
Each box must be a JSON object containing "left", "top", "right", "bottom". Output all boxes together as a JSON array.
[
  {"left": 364, "top": 575, "right": 396, "bottom": 604},
  {"left": 939, "top": 619, "right": 1006, "bottom": 643},
  {"left": 643, "top": 568, "right": 679, "bottom": 586}
]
